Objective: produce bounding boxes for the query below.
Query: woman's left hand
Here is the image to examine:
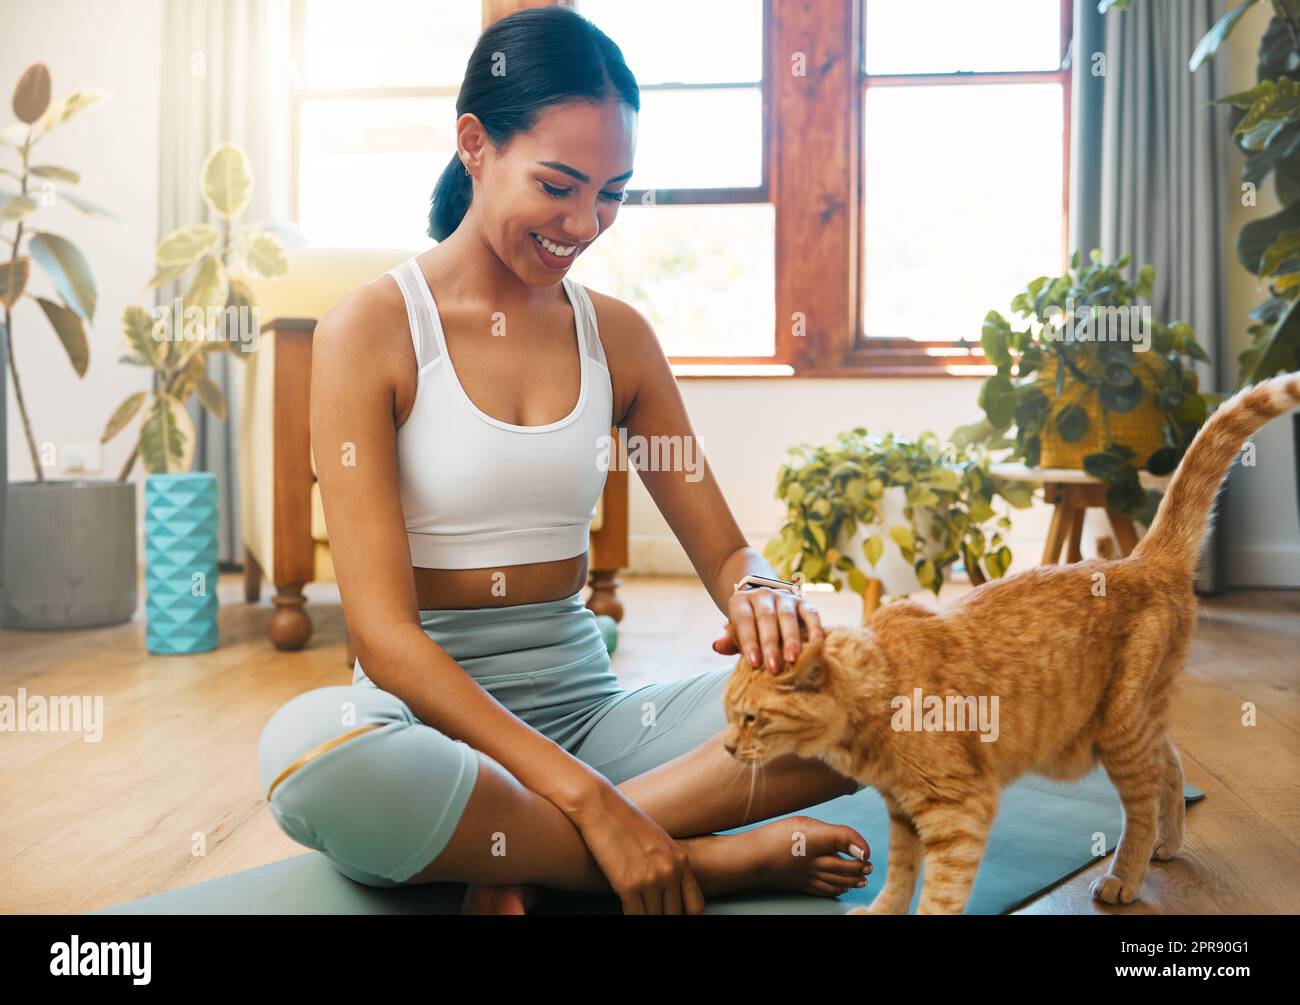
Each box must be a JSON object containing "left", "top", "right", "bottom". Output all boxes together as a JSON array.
[{"left": 712, "top": 587, "right": 824, "bottom": 673}]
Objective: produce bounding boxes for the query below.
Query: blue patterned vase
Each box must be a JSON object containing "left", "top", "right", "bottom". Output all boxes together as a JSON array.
[{"left": 145, "top": 472, "right": 219, "bottom": 654}]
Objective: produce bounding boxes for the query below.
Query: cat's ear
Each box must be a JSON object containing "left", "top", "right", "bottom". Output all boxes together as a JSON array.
[{"left": 790, "top": 638, "right": 828, "bottom": 692}]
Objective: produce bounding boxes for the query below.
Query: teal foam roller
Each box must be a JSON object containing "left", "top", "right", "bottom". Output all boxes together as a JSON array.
[
  {"left": 145, "top": 472, "right": 219, "bottom": 655},
  {"left": 594, "top": 614, "right": 618, "bottom": 654}
]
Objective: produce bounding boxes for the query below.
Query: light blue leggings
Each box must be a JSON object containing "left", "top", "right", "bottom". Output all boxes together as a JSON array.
[{"left": 257, "top": 590, "right": 738, "bottom": 888}]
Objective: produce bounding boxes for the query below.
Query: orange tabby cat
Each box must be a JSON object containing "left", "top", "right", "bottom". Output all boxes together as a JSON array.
[{"left": 723, "top": 372, "right": 1300, "bottom": 915}]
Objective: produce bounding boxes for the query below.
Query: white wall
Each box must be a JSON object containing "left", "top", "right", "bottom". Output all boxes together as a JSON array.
[
  {"left": 1, "top": 0, "right": 162, "bottom": 502},
  {"left": 636, "top": 376, "right": 1059, "bottom": 579}
]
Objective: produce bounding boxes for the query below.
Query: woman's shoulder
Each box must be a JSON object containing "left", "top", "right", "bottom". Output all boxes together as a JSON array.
[
  {"left": 572, "top": 284, "right": 671, "bottom": 426},
  {"left": 313, "top": 266, "right": 414, "bottom": 371},
  {"left": 311, "top": 266, "right": 422, "bottom": 426},
  {"left": 574, "top": 284, "right": 661, "bottom": 359}
]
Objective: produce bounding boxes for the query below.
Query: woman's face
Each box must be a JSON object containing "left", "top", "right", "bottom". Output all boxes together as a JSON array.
[{"left": 459, "top": 98, "right": 636, "bottom": 286}]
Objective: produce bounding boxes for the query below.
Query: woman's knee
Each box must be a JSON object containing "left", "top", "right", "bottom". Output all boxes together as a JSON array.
[
  {"left": 258, "top": 685, "right": 411, "bottom": 796},
  {"left": 257, "top": 685, "right": 480, "bottom": 883}
]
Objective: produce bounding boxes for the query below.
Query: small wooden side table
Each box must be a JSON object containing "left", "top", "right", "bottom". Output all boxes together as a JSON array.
[{"left": 988, "top": 463, "right": 1170, "bottom": 564}]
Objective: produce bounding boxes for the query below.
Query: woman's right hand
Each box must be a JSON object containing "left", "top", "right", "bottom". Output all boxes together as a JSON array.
[{"left": 566, "top": 781, "right": 705, "bottom": 915}]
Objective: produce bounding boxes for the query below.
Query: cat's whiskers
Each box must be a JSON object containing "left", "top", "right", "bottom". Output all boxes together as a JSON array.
[{"left": 748, "top": 759, "right": 766, "bottom": 821}]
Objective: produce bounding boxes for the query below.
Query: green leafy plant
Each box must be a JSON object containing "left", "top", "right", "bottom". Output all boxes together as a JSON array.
[
  {"left": 763, "top": 430, "right": 1034, "bottom": 597},
  {"left": 103, "top": 142, "right": 288, "bottom": 478},
  {"left": 961, "top": 251, "right": 1218, "bottom": 521},
  {"left": 1, "top": 64, "right": 113, "bottom": 483},
  {"left": 1107, "top": 0, "right": 1300, "bottom": 383}
]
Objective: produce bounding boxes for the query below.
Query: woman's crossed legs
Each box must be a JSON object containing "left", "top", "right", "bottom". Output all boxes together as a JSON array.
[{"left": 257, "top": 664, "right": 868, "bottom": 911}]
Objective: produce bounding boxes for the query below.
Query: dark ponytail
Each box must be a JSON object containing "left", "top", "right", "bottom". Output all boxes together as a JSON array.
[{"left": 427, "top": 4, "right": 639, "bottom": 242}]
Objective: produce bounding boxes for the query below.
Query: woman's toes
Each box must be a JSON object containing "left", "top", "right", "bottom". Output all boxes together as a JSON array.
[
  {"left": 806, "top": 877, "right": 850, "bottom": 898},
  {"left": 744, "top": 815, "right": 873, "bottom": 894},
  {"left": 812, "top": 853, "right": 870, "bottom": 883},
  {"left": 815, "top": 869, "right": 867, "bottom": 890},
  {"left": 792, "top": 816, "right": 871, "bottom": 863}
]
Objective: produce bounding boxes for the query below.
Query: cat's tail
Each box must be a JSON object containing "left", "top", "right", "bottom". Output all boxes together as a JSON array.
[{"left": 1133, "top": 370, "right": 1300, "bottom": 571}]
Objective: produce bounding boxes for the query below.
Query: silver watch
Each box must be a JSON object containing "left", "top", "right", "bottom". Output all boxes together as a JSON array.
[{"left": 733, "top": 573, "right": 804, "bottom": 598}]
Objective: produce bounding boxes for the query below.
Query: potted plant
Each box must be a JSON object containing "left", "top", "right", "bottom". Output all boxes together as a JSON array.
[
  {"left": 964, "top": 251, "right": 1219, "bottom": 523},
  {"left": 763, "top": 429, "right": 1034, "bottom": 619},
  {"left": 0, "top": 64, "right": 132, "bottom": 630},
  {"left": 100, "top": 142, "right": 287, "bottom": 653},
  {"left": 1108, "top": 0, "right": 1300, "bottom": 521}
]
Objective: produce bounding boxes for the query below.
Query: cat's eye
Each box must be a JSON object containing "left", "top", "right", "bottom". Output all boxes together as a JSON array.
[{"left": 743, "top": 713, "right": 757, "bottom": 725}]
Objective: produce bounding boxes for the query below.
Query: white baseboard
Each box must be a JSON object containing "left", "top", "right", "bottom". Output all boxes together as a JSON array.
[{"left": 1225, "top": 543, "right": 1300, "bottom": 589}]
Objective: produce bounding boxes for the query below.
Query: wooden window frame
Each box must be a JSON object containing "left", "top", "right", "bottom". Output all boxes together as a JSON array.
[
  {"left": 575, "top": 0, "right": 777, "bottom": 369},
  {"left": 774, "top": 0, "right": 1073, "bottom": 379},
  {"left": 290, "top": 0, "right": 776, "bottom": 366},
  {"left": 290, "top": 0, "right": 1069, "bottom": 378}
]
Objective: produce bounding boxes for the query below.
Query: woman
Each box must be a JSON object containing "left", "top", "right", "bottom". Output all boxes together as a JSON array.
[{"left": 257, "top": 4, "right": 869, "bottom": 915}]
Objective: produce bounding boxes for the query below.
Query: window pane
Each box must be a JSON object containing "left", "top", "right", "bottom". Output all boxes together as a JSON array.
[
  {"left": 299, "top": 0, "right": 481, "bottom": 89},
  {"left": 863, "top": 0, "right": 1061, "bottom": 75},
  {"left": 631, "top": 87, "right": 763, "bottom": 190},
  {"left": 571, "top": 204, "right": 775, "bottom": 357},
  {"left": 861, "top": 83, "right": 1063, "bottom": 341},
  {"left": 298, "top": 97, "right": 453, "bottom": 249},
  {"left": 579, "top": 0, "right": 763, "bottom": 84}
]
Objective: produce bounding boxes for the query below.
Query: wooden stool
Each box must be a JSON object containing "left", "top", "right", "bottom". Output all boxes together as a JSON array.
[{"left": 988, "top": 463, "right": 1170, "bottom": 565}]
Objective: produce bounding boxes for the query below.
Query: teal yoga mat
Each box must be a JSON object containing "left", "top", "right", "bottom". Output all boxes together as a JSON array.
[{"left": 91, "top": 768, "right": 1203, "bottom": 915}]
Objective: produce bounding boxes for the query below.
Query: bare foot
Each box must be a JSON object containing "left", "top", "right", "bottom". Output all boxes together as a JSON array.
[
  {"left": 458, "top": 817, "right": 867, "bottom": 911},
  {"left": 461, "top": 882, "right": 543, "bottom": 915},
  {"left": 683, "top": 815, "right": 872, "bottom": 899}
]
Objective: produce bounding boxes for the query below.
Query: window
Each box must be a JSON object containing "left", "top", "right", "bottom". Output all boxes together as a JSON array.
[
  {"left": 288, "top": 0, "right": 1071, "bottom": 377},
  {"left": 291, "top": 0, "right": 481, "bottom": 249},
  {"left": 570, "top": 0, "right": 775, "bottom": 363},
  {"left": 856, "top": 0, "right": 1071, "bottom": 372}
]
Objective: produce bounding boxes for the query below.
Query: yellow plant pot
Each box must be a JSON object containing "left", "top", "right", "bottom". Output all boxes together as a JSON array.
[{"left": 1036, "top": 358, "right": 1165, "bottom": 470}]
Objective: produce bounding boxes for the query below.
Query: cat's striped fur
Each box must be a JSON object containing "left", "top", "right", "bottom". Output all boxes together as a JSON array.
[{"left": 722, "top": 372, "right": 1300, "bottom": 914}]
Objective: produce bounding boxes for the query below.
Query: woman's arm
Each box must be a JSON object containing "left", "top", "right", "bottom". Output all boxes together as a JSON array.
[
  {"left": 309, "top": 284, "right": 604, "bottom": 813},
  {"left": 592, "top": 291, "right": 824, "bottom": 674}
]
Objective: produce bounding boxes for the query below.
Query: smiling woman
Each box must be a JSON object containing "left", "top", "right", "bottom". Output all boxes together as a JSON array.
[
  {"left": 426, "top": 6, "right": 639, "bottom": 249},
  {"left": 258, "top": 3, "right": 865, "bottom": 918}
]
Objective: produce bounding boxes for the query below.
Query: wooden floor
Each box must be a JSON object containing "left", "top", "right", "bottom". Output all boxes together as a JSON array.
[{"left": 1, "top": 573, "right": 1297, "bottom": 914}]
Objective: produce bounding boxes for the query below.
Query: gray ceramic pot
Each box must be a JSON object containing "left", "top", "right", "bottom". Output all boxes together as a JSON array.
[{"left": 2, "top": 480, "right": 138, "bottom": 629}]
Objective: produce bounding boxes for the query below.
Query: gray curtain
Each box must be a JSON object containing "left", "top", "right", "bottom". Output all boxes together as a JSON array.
[
  {"left": 1069, "top": 0, "right": 1231, "bottom": 592},
  {"left": 157, "top": 0, "right": 292, "bottom": 566}
]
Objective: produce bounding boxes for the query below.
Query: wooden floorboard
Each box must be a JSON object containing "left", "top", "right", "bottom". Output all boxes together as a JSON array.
[{"left": 0, "top": 573, "right": 1296, "bottom": 914}]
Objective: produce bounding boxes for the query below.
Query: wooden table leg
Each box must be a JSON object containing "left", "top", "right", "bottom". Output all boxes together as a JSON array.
[
  {"left": 1041, "top": 494, "right": 1071, "bottom": 565},
  {"left": 1109, "top": 513, "right": 1140, "bottom": 557},
  {"left": 586, "top": 569, "right": 624, "bottom": 622},
  {"left": 243, "top": 546, "right": 262, "bottom": 604},
  {"left": 862, "top": 578, "right": 883, "bottom": 624},
  {"left": 1065, "top": 505, "right": 1086, "bottom": 563},
  {"left": 269, "top": 583, "right": 312, "bottom": 650}
]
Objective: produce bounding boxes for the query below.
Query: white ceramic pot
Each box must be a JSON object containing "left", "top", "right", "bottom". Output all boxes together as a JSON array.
[{"left": 832, "top": 486, "right": 943, "bottom": 597}]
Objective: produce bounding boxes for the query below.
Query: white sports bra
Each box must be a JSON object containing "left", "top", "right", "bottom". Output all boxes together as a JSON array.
[{"left": 384, "top": 256, "right": 614, "bottom": 570}]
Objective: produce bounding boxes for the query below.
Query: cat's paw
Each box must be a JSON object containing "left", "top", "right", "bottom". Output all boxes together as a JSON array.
[
  {"left": 1151, "top": 837, "right": 1182, "bottom": 861},
  {"left": 859, "top": 892, "right": 909, "bottom": 915},
  {"left": 1089, "top": 873, "right": 1141, "bottom": 905}
]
